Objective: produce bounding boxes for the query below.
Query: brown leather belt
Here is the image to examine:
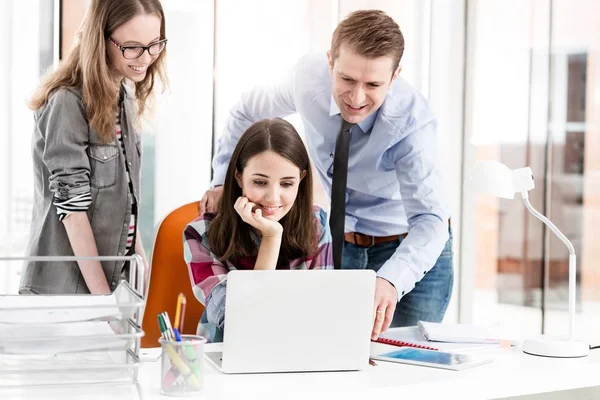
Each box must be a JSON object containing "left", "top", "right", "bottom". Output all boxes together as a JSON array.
[
  {"left": 345, "top": 219, "right": 451, "bottom": 248},
  {"left": 344, "top": 232, "right": 407, "bottom": 248}
]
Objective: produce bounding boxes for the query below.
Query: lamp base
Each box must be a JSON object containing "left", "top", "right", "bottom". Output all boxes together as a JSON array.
[{"left": 522, "top": 337, "right": 589, "bottom": 358}]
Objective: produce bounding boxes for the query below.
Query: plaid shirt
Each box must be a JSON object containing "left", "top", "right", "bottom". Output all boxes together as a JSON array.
[{"left": 183, "top": 206, "right": 333, "bottom": 329}]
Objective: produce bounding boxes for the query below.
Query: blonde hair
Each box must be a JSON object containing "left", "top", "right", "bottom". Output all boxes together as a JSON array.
[
  {"left": 331, "top": 10, "right": 404, "bottom": 71},
  {"left": 30, "top": 0, "right": 168, "bottom": 143}
]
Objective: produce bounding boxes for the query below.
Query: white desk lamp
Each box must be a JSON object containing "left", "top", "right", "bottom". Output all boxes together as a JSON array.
[{"left": 465, "top": 160, "right": 589, "bottom": 358}]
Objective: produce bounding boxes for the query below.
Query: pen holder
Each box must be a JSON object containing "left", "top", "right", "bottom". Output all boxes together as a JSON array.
[{"left": 159, "top": 335, "right": 207, "bottom": 396}]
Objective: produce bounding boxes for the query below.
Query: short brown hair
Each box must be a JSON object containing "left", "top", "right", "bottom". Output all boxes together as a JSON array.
[{"left": 330, "top": 10, "right": 404, "bottom": 71}]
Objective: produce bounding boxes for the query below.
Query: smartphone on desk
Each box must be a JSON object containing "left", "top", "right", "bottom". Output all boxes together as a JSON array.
[{"left": 371, "top": 347, "right": 494, "bottom": 371}]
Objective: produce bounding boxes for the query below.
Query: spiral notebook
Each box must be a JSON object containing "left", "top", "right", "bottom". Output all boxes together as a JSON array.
[{"left": 373, "top": 336, "right": 438, "bottom": 351}]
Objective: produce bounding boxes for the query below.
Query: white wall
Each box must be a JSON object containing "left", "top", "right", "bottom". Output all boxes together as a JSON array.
[
  {"left": 429, "top": 0, "right": 466, "bottom": 323},
  {"left": 152, "top": 1, "right": 215, "bottom": 223}
]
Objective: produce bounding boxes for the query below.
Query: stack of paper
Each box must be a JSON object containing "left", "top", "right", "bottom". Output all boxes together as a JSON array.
[{"left": 418, "top": 321, "right": 510, "bottom": 344}]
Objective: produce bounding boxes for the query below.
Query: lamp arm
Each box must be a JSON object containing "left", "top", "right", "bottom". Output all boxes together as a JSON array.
[
  {"left": 521, "top": 194, "right": 575, "bottom": 255},
  {"left": 520, "top": 192, "right": 576, "bottom": 340}
]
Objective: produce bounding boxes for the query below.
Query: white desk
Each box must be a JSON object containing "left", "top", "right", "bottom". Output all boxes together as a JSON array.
[{"left": 4, "top": 330, "right": 600, "bottom": 400}]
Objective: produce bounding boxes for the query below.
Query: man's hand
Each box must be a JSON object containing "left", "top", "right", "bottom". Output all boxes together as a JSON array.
[
  {"left": 371, "top": 277, "right": 398, "bottom": 340},
  {"left": 199, "top": 186, "right": 224, "bottom": 214}
]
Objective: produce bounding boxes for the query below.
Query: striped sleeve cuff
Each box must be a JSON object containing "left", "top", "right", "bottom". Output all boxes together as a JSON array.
[{"left": 54, "top": 192, "right": 92, "bottom": 221}]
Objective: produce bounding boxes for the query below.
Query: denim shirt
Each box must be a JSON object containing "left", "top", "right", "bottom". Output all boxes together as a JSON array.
[{"left": 20, "top": 87, "right": 142, "bottom": 294}]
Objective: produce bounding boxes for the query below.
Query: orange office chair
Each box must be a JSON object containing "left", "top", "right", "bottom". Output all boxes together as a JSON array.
[{"left": 141, "top": 201, "right": 205, "bottom": 348}]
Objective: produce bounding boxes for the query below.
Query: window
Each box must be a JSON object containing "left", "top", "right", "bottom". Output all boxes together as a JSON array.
[
  {"left": 462, "top": 0, "right": 600, "bottom": 338},
  {"left": 0, "top": 0, "right": 56, "bottom": 293}
]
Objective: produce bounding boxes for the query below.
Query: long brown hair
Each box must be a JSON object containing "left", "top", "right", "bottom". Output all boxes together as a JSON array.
[
  {"left": 208, "top": 118, "right": 316, "bottom": 264},
  {"left": 331, "top": 10, "right": 404, "bottom": 71},
  {"left": 29, "top": 0, "right": 168, "bottom": 143}
]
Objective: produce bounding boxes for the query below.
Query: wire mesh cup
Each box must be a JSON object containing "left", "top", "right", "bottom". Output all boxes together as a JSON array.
[{"left": 159, "top": 334, "right": 207, "bottom": 396}]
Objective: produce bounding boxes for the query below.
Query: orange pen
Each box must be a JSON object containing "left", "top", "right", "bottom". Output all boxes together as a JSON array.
[
  {"left": 178, "top": 294, "right": 186, "bottom": 333},
  {"left": 174, "top": 293, "right": 184, "bottom": 330}
]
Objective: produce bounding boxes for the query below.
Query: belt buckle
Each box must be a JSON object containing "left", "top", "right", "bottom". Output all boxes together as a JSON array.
[{"left": 353, "top": 232, "right": 376, "bottom": 248}]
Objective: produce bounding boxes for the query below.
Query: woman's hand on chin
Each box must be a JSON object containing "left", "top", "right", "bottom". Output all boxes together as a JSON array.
[{"left": 234, "top": 196, "right": 283, "bottom": 238}]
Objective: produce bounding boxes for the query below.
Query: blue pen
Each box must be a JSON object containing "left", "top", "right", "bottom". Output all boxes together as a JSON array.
[{"left": 173, "top": 328, "right": 182, "bottom": 342}]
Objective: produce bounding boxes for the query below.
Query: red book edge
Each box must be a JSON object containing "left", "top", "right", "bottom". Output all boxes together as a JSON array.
[{"left": 373, "top": 337, "right": 439, "bottom": 351}]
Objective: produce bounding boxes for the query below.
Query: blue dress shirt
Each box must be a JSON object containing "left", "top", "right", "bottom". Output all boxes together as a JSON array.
[{"left": 211, "top": 52, "right": 450, "bottom": 300}]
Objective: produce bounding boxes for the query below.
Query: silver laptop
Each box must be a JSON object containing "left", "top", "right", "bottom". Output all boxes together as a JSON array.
[{"left": 205, "top": 269, "right": 375, "bottom": 374}]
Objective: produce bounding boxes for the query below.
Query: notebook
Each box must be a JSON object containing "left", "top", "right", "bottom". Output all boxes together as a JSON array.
[{"left": 418, "top": 321, "right": 508, "bottom": 344}]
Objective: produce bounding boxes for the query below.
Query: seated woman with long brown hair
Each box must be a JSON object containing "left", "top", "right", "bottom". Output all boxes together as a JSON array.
[{"left": 183, "top": 118, "right": 333, "bottom": 342}]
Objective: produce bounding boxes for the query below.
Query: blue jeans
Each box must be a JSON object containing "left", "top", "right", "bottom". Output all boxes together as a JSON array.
[
  {"left": 198, "top": 312, "right": 224, "bottom": 343},
  {"left": 342, "top": 230, "right": 454, "bottom": 327}
]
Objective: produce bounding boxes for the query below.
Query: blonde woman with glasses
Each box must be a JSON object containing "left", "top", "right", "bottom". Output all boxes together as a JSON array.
[{"left": 22, "top": 0, "right": 168, "bottom": 294}]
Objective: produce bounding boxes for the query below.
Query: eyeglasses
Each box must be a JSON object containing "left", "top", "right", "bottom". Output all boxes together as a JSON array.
[{"left": 108, "top": 37, "right": 167, "bottom": 59}]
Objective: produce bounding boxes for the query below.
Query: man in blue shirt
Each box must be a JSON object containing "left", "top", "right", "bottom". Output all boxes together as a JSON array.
[{"left": 199, "top": 10, "right": 453, "bottom": 340}]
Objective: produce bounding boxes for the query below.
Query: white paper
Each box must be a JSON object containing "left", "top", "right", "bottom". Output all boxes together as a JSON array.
[
  {"left": 417, "top": 321, "right": 509, "bottom": 344},
  {"left": 0, "top": 294, "right": 121, "bottom": 324}
]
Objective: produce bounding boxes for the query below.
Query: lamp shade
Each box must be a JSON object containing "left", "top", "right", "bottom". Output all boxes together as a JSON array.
[{"left": 464, "top": 160, "right": 516, "bottom": 199}]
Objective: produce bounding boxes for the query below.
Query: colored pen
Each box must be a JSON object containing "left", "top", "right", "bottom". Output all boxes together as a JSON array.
[
  {"left": 165, "top": 312, "right": 201, "bottom": 380},
  {"left": 159, "top": 315, "right": 184, "bottom": 388},
  {"left": 164, "top": 344, "right": 201, "bottom": 390},
  {"left": 157, "top": 314, "right": 169, "bottom": 340},
  {"left": 173, "top": 328, "right": 182, "bottom": 342},
  {"left": 178, "top": 294, "right": 186, "bottom": 332},
  {"left": 174, "top": 293, "right": 183, "bottom": 331},
  {"left": 162, "top": 312, "right": 175, "bottom": 341},
  {"left": 162, "top": 369, "right": 178, "bottom": 389},
  {"left": 173, "top": 328, "right": 201, "bottom": 379}
]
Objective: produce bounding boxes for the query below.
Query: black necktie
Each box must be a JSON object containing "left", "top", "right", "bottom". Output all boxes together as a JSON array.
[{"left": 329, "top": 120, "right": 354, "bottom": 270}]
